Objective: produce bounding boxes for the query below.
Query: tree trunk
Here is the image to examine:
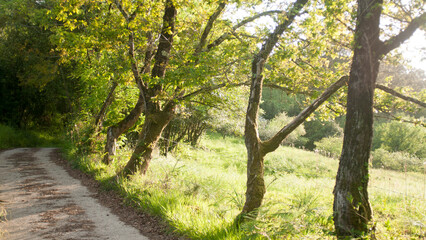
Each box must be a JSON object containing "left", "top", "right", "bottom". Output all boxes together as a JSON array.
[
  {"left": 236, "top": 0, "right": 309, "bottom": 225},
  {"left": 333, "top": 2, "right": 426, "bottom": 237},
  {"left": 333, "top": 0, "right": 381, "bottom": 236},
  {"left": 241, "top": 138, "right": 266, "bottom": 216},
  {"left": 116, "top": 0, "right": 176, "bottom": 175},
  {"left": 102, "top": 94, "right": 145, "bottom": 164},
  {"left": 119, "top": 104, "right": 175, "bottom": 177}
]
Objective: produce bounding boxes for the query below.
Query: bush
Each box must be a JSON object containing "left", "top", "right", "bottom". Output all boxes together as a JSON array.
[
  {"left": 314, "top": 136, "right": 343, "bottom": 158},
  {"left": 372, "top": 148, "right": 423, "bottom": 172},
  {"left": 302, "top": 119, "right": 343, "bottom": 150},
  {"left": 259, "top": 112, "right": 305, "bottom": 146},
  {"left": 373, "top": 121, "right": 426, "bottom": 158}
]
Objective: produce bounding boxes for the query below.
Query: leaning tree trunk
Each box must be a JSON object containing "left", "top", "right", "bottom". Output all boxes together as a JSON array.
[
  {"left": 103, "top": 94, "right": 145, "bottom": 164},
  {"left": 119, "top": 104, "right": 175, "bottom": 177},
  {"left": 117, "top": 0, "right": 177, "bottom": 177},
  {"left": 238, "top": 76, "right": 348, "bottom": 223},
  {"left": 237, "top": 0, "right": 309, "bottom": 224},
  {"left": 333, "top": 0, "right": 381, "bottom": 236}
]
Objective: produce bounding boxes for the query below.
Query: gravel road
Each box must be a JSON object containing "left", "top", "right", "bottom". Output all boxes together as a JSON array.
[{"left": 0, "top": 148, "right": 150, "bottom": 240}]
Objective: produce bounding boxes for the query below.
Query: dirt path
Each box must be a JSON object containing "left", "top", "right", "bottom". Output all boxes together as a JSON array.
[{"left": 0, "top": 148, "right": 150, "bottom": 240}]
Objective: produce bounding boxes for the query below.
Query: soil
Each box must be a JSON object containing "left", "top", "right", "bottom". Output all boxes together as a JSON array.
[{"left": 0, "top": 148, "right": 184, "bottom": 240}]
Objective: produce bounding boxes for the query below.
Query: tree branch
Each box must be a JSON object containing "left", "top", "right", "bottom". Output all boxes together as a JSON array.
[
  {"left": 261, "top": 76, "right": 348, "bottom": 154},
  {"left": 151, "top": 0, "right": 176, "bottom": 80},
  {"left": 262, "top": 83, "right": 294, "bottom": 94},
  {"left": 114, "top": 0, "right": 142, "bottom": 23},
  {"left": 128, "top": 32, "right": 147, "bottom": 95},
  {"left": 128, "top": 3, "right": 143, "bottom": 22},
  {"left": 206, "top": 10, "right": 282, "bottom": 51},
  {"left": 379, "top": 12, "right": 426, "bottom": 56},
  {"left": 95, "top": 81, "right": 118, "bottom": 130},
  {"left": 178, "top": 81, "right": 249, "bottom": 101},
  {"left": 375, "top": 84, "right": 426, "bottom": 108},
  {"left": 114, "top": 0, "right": 148, "bottom": 98},
  {"left": 194, "top": 1, "right": 227, "bottom": 55},
  {"left": 245, "top": 0, "right": 308, "bottom": 144},
  {"left": 374, "top": 109, "right": 426, "bottom": 127},
  {"left": 114, "top": 0, "right": 130, "bottom": 21}
]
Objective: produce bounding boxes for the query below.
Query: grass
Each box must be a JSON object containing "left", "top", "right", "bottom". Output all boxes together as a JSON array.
[
  {"left": 0, "top": 124, "right": 65, "bottom": 149},
  {"left": 61, "top": 132, "right": 426, "bottom": 239}
]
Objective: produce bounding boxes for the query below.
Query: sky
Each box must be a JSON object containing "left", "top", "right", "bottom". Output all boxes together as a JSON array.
[
  {"left": 400, "top": 30, "right": 426, "bottom": 72},
  {"left": 224, "top": 2, "right": 426, "bottom": 75}
]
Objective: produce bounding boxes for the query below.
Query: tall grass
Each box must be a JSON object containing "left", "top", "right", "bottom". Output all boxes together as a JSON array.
[{"left": 65, "top": 132, "right": 425, "bottom": 239}]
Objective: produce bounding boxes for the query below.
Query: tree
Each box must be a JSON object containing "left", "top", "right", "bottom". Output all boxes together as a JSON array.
[
  {"left": 53, "top": 0, "right": 290, "bottom": 169},
  {"left": 236, "top": 0, "right": 359, "bottom": 223},
  {"left": 112, "top": 0, "right": 290, "bottom": 177},
  {"left": 333, "top": 0, "right": 425, "bottom": 236},
  {"left": 0, "top": 0, "right": 80, "bottom": 129}
]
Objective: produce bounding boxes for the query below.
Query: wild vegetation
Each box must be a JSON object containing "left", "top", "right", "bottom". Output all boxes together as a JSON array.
[
  {"left": 0, "top": 0, "right": 425, "bottom": 239},
  {"left": 60, "top": 132, "right": 425, "bottom": 239}
]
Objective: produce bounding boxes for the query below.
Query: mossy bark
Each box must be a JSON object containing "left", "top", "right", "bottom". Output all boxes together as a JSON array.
[
  {"left": 119, "top": 104, "right": 174, "bottom": 176},
  {"left": 102, "top": 94, "right": 145, "bottom": 164},
  {"left": 333, "top": 0, "right": 381, "bottom": 236}
]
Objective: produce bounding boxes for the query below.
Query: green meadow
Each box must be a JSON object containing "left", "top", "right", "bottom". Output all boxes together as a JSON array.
[{"left": 67, "top": 132, "right": 425, "bottom": 239}]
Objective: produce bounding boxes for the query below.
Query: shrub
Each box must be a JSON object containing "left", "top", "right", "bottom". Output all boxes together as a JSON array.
[
  {"left": 259, "top": 112, "right": 305, "bottom": 146},
  {"left": 302, "top": 119, "right": 343, "bottom": 150},
  {"left": 314, "top": 136, "right": 343, "bottom": 158},
  {"left": 371, "top": 148, "right": 423, "bottom": 172},
  {"left": 373, "top": 121, "right": 426, "bottom": 158}
]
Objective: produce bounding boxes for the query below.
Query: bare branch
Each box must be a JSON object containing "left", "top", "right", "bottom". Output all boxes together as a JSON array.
[
  {"left": 374, "top": 109, "right": 426, "bottom": 127},
  {"left": 379, "top": 12, "right": 426, "bottom": 56},
  {"left": 375, "top": 84, "right": 426, "bottom": 108},
  {"left": 261, "top": 76, "right": 348, "bottom": 154},
  {"left": 206, "top": 10, "right": 282, "bottom": 51},
  {"left": 336, "top": 17, "right": 355, "bottom": 32},
  {"left": 233, "top": 10, "right": 283, "bottom": 31},
  {"left": 178, "top": 81, "right": 249, "bottom": 101}
]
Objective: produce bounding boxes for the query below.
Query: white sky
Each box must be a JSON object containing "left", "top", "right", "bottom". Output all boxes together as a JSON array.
[
  {"left": 400, "top": 30, "right": 426, "bottom": 72},
  {"left": 224, "top": 3, "right": 426, "bottom": 75}
]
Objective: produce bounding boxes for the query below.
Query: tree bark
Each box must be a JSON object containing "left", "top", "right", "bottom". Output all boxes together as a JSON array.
[
  {"left": 333, "top": 0, "right": 382, "bottom": 236},
  {"left": 333, "top": 3, "right": 425, "bottom": 237},
  {"left": 238, "top": 0, "right": 309, "bottom": 223},
  {"left": 102, "top": 94, "right": 145, "bottom": 164},
  {"left": 119, "top": 103, "right": 175, "bottom": 176},
  {"left": 118, "top": 0, "right": 177, "bottom": 177}
]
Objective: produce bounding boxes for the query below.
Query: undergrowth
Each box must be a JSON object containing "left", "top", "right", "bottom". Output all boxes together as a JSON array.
[
  {"left": 0, "top": 124, "right": 64, "bottom": 149},
  {"left": 63, "top": 132, "right": 426, "bottom": 239}
]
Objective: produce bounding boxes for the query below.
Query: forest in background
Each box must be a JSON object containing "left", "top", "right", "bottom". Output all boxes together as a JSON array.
[{"left": 0, "top": 0, "right": 425, "bottom": 238}]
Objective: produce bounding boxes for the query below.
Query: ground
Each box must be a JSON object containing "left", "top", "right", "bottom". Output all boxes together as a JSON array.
[{"left": 0, "top": 148, "right": 181, "bottom": 240}]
